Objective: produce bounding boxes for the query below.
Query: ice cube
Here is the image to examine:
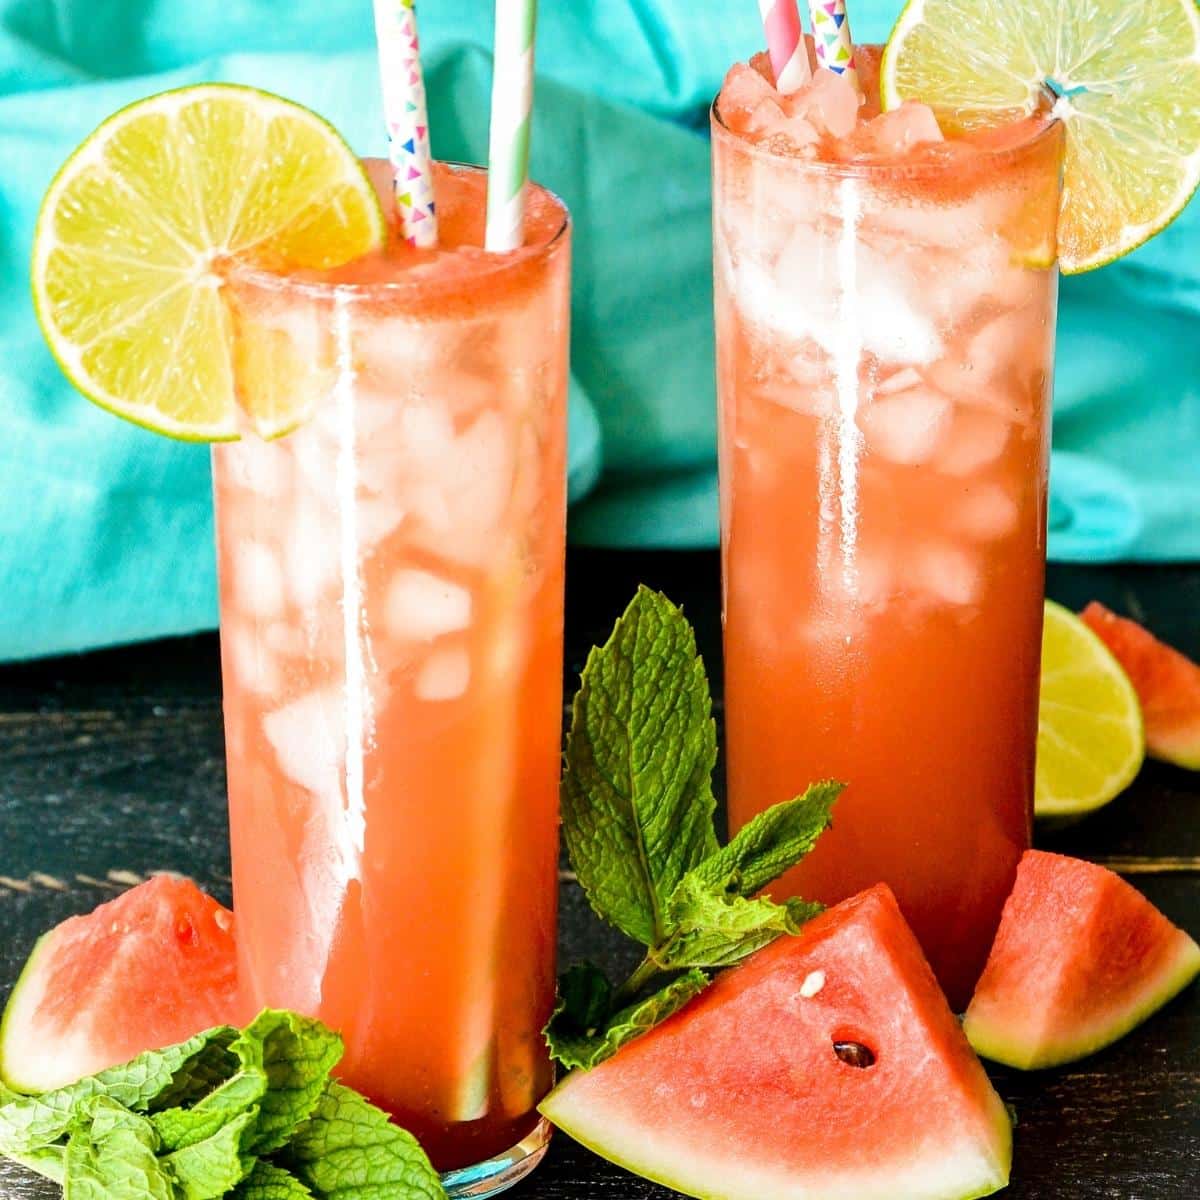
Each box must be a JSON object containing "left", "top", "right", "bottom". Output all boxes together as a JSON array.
[
  {"left": 386, "top": 569, "right": 472, "bottom": 641},
  {"left": 857, "top": 258, "right": 943, "bottom": 364},
  {"left": 929, "top": 311, "right": 1039, "bottom": 401},
  {"left": 233, "top": 539, "right": 285, "bottom": 619},
  {"left": 223, "top": 436, "right": 290, "bottom": 499},
  {"left": 859, "top": 389, "right": 951, "bottom": 465},
  {"left": 415, "top": 646, "right": 471, "bottom": 702},
  {"left": 934, "top": 410, "right": 1011, "bottom": 476},
  {"left": 951, "top": 484, "right": 1020, "bottom": 542},
  {"left": 851, "top": 548, "right": 896, "bottom": 607},
  {"left": 839, "top": 101, "right": 943, "bottom": 160},
  {"left": 284, "top": 489, "right": 341, "bottom": 611},
  {"left": 410, "top": 410, "right": 517, "bottom": 568},
  {"left": 222, "top": 625, "right": 281, "bottom": 695},
  {"left": 263, "top": 687, "right": 345, "bottom": 800},
  {"left": 786, "top": 69, "right": 860, "bottom": 139},
  {"left": 911, "top": 541, "right": 983, "bottom": 607}
]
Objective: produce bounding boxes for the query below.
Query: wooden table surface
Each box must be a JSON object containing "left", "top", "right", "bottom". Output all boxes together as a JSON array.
[{"left": 1, "top": 549, "right": 1197, "bottom": 1199}]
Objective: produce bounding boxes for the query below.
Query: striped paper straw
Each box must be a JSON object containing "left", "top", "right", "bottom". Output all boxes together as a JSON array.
[
  {"left": 808, "top": 0, "right": 862, "bottom": 94},
  {"left": 486, "top": 0, "right": 537, "bottom": 251},
  {"left": 372, "top": 0, "right": 438, "bottom": 247},
  {"left": 758, "top": 0, "right": 812, "bottom": 94}
]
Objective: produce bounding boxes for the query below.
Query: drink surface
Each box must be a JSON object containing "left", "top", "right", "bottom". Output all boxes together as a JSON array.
[
  {"left": 714, "top": 51, "right": 1063, "bottom": 1008},
  {"left": 213, "top": 162, "right": 570, "bottom": 1167}
]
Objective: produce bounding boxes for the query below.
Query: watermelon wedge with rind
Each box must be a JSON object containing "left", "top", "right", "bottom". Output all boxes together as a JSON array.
[
  {"left": 964, "top": 851, "right": 1200, "bottom": 1071},
  {"left": 0, "top": 875, "right": 240, "bottom": 1093},
  {"left": 1080, "top": 602, "right": 1200, "bottom": 770},
  {"left": 541, "top": 885, "right": 1011, "bottom": 1200}
]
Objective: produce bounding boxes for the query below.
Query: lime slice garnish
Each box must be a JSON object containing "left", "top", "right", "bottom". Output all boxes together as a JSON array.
[
  {"left": 880, "top": 0, "right": 1200, "bottom": 273},
  {"left": 32, "top": 84, "right": 386, "bottom": 441},
  {"left": 1036, "top": 600, "right": 1145, "bottom": 818}
]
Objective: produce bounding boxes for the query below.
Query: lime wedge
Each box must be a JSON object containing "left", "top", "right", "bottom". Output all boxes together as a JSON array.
[
  {"left": 879, "top": 0, "right": 1200, "bottom": 273},
  {"left": 1036, "top": 600, "right": 1145, "bottom": 819},
  {"left": 32, "top": 84, "right": 386, "bottom": 440}
]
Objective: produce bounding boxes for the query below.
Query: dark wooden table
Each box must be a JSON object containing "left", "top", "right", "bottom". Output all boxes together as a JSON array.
[{"left": 2, "top": 550, "right": 1198, "bottom": 1198}]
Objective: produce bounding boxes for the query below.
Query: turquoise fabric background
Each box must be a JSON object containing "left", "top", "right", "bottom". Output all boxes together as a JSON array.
[{"left": 0, "top": 1, "right": 1197, "bottom": 660}]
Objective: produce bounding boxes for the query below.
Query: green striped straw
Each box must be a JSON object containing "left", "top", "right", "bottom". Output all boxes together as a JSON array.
[{"left": 485, "top": 0, "right": 537, "bottom": 251}]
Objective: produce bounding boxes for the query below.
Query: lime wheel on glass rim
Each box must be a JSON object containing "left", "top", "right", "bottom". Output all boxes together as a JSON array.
[
  {"left": 880, "top": 0, "right": 1200, "bottom": 272},
  {"left": 31, "top": 84, "right": 386, "bottom": 441}
]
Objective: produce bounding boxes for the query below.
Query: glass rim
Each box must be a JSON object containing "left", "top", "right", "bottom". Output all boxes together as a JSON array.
[
  {"left": 710, "top": 94, "right": 1063, "bottom": 181},
  {"left": 225, "top": 160, "right": 570, "bottom": 302}
]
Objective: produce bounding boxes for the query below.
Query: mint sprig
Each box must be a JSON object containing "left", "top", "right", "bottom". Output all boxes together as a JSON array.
[
  {"left": 549, "top": 587, "right": 842, "bottom": 1070},
  {"left": 0, "top": 1012, "right": 446, "bottom": 1200}
]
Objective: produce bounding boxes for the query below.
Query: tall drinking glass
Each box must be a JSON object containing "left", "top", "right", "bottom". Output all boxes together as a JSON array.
[
  {"left": 713, "top": 77, "right": 1064, "bottom": 1009},
  {"left": 212, "top": 161, "right": 569, "bottom": 1194}
]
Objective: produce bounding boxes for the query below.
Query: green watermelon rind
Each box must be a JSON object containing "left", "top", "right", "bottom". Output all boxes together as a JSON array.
[
  {"left": 0, "top": 929, "right": 56, "bottom": 1093},
  {"left": 964, "top": 933, "right": 1200, "bottom": 1072},
  {"left": 542, "top": 1077, "right": 1012, "bottom": 1200}
]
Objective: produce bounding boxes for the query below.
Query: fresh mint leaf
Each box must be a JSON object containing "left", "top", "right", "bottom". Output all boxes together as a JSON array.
[
  {"left": 153, "top": 1052, "right": 268, "bottom": 1151},
  {"left": 149, "top": 1032, "right": 241, "bottom": 1112},
  {"left": 283, "top": 1081, "right": 446, "bottom": 1200},
  {"left": 0, "top": 1027, "right": 237, "bottom": 1155},
  {"left": 162, "top": 1109, "right": 256, "bottom": 1200},
  {"left": 545, "top": 969, "right": 709, "bottom": 1071},
  {"left": 659, "top": 875, "right": 822, "bottom": 970},
  {"left": 688, "top": 781, "right": 842, "bottom": 899},
  {"left": 562, "top": 586, "right": 720, "bottom": 946},
  {"left": 241, "top": 1011, "right": 343, "bottom": 1156},
  {"left": 233, "top": 1161, "right": 314, "bottom": 1199},
  {"left": 63, "top": 1097, "right": 174, "bottom": 1200},
  {"left": 557, "top": 962, "right": 614, "bottom": 1030}
]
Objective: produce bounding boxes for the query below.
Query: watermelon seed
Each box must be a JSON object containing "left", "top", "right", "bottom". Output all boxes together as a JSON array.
[{"left": 833, "top": 1041, "right": 876, "bottom": 1068}]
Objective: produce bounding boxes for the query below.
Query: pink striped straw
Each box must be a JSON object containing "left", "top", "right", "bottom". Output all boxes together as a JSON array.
[
  {"left": 757, "top": 0, "right": 812, "bottom": 94},
  {"left": 808, "top": 0, "right": 862, "bottom": 95}
]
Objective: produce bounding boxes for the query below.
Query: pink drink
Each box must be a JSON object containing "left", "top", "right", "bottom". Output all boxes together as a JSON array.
[
  {"left": 714, "top": 51, "right": 1063, "bottom": 1008},
  {"left": 212, "top": 163, "right": 569, "bottom": 1182}
]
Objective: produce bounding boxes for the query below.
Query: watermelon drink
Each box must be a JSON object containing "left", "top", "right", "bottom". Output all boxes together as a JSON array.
[
  {"left": 713, "top": 50, "right": 1063, "bottom": 1009},
  {"left": 212, "top": 161, "right": 570, "bottom": 1181}
]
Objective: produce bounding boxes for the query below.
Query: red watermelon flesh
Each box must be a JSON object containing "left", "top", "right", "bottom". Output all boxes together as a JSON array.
[
  {"left": 0, "top": 875, "right": 240, "bottom": 1092},
  {"left": 964, "top": 851, "right": 1200, "bottom": 1070},
  {"left": 541, "top": 885, "right": 1011, "bottom": 1200},
  {"left": 1080, "top": 602, "right": 1200, "bottom": 769}
]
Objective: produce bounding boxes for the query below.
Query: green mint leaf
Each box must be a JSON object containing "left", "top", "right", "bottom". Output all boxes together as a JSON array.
[
  {"left": 556, "top": 962, "right": 614, "bottom": 1030},
  {"left": 545, "top": 969, "right": 709, "bottom": 1071},
  {"left": 63, "top": 1098, "right": 174, "bottom": 1200},
  {"left": 0, "top": 1027, "right": 237, "bottom": 1155},
  {"left": 688, "top": 781, "right": 842, "bottom": 898},
  {"left": 659, "top": 875, "right": 822, "bottom": 969},
  {"left": 282, "top": 1081, "right": 446, "bottom": 1200},
  {"left": 149, "top": 1032, "right": 241, "bottom": 1113},
  {"left": 153, "top": 1038, "right": 270, "bottom": 1152},
  {"left": 233, "top": 1161, "right": 314, "bottom": 1199},
  {"left": 239, "top": 1011, "right": 343, "bottom": 1156},
  {"left": 162, "top": 1109, "right": 256, "bottom": 1200},
  {"left": 562, "top": 586, "right": 720, "bottom": 946},
  {"left": 6, "top": 1143, "right": 66, "bottom": 1184}
]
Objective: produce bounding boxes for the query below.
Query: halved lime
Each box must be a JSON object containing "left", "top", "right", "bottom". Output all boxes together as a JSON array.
[
  {"left": 32, "top": 84, "right": 386, "bottom": 440},
  {"left": 880, "top": 0, "right": 1200, "bottom": 273},
  {"left": 1036, "top": 600, "right": 1145, "bottom": 818}
]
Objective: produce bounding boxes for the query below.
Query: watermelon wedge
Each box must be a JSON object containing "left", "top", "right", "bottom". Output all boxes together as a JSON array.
[
  {"left": 964, "top": 851, "right": 1200, "bottom": 1071},
  {"left": 0, "top": 875, "right": 240, "bottom": 1093},
  {"left": 541, "top": 885, "right": 1011, "bottom": 1200},
  {"left": 1080, "top": 602, "right": 1200, "bottom": 770}
]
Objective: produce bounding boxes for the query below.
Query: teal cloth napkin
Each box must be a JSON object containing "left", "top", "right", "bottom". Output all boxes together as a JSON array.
[{"left": 1, "top": 1, "right": 1197, "bottom": 661}]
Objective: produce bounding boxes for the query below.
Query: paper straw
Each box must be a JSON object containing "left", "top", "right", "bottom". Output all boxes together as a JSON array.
[
  {"left": 372, "top": 0, "right": 438, "bottom": 247},
  {"left": 808, "top": 0, "right": 862, "bottom": 94},
  {"left": 758, "top": 0, "right": 812, "bottom": 94},
  {"left": 486, "top": 0, "right": 537, "bottom": 251}
]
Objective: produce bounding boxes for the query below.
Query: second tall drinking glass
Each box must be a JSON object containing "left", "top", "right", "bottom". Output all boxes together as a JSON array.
[
  {"left": 713, "top": 89, "right": 1064, "bottom": 1009},
  {"left": 212, "top": 162, "right": 569, "bottom": 1194}
]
